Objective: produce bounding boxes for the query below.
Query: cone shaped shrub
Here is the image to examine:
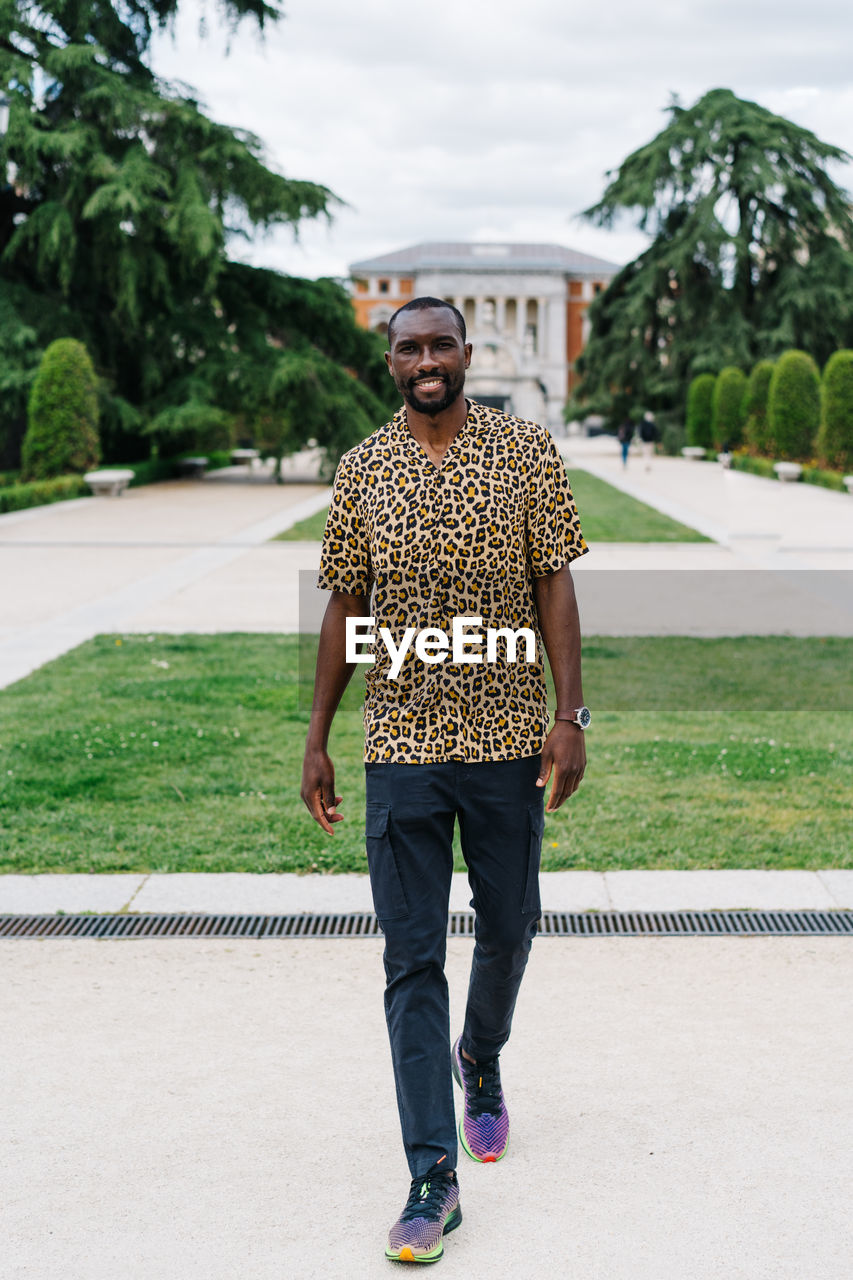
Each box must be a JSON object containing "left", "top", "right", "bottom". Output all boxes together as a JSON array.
[
  {"left": 686, "top": 373, "right": 715, "bottom": 448},
  {"left": 742, "top": 361, "right": 775, "bottom": 456},
  {"left": 22, "top": 340, "right": 101, "bottom": 480},
  {"left": 816, "top": 350, "right": 853, "bottom": 472},
  {"left": 766, "top": 350, "right": 821, "bottom": 462},
  {"left": 711, "top": 367, "right": 748, "bottom": 449}
]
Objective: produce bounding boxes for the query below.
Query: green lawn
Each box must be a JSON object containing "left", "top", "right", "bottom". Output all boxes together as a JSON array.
[
  {"left": 275, "top": 468, "right": 708, "bottom": 543},
  {"left": 1, "top": 634, "right": 849, "bottom": 874},
  {"left": 277, "top": 506, "right": 328, "bottom": 541}
]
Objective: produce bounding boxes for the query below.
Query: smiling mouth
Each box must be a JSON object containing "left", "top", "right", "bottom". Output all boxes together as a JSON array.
[{"left": 413, "top": 378, "right": 445, "bottom": 391}]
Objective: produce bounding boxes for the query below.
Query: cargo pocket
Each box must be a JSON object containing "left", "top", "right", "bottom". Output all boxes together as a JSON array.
[
  {"left": 522, "top": 803, "right": 544, "bottom": 914},
  {"left": 365, "top": 803, "right": 409, "bottom": 921}
]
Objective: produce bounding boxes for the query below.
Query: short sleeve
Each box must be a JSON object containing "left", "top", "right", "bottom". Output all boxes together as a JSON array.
[
  {"left": 317, "top": 453, "right": 372, "bottom": 595},
  {"left": 526, "top": 430, "right": 588, "bottom": 576}
]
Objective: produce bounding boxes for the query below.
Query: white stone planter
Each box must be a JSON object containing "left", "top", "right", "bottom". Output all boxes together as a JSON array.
[
  {"left": 717, "top": 451, "right": 732, "bottom": 469},
  {"left": 773, "top": 461, "right": 802, "bottom": 483},
  {"left": 843, "top": 476, "right": 853, "bottom": 494},
  {"left": 231, "top": 448, "right": 260, "bottom": 467},
  {"left": 84, "top": 468, "right": 135, "bottom": 496},
  {"left": 681, "top": 446, "right": 707, "bottom": 460}
]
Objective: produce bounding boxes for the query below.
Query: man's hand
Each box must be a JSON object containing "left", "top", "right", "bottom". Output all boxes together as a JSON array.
[
  {"left": 535, "top": 722, "right": 586, "bottom": 812},
  {"left": 301, "top": 746, "right": 344, "bottom": 835}
]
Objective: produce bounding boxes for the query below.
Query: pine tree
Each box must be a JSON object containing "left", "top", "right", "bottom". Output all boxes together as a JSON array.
[
  {"left": 0, "top": 0, "right": 395, "bottom": 467},
  {"left": 575, "top": 89, "right": 853, "bottom": 418}
]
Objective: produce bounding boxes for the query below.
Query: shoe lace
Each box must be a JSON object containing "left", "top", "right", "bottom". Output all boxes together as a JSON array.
[
  {"left": 460, "top": 1054, "right": 503, "bottom": 1119},
  {"left": 399, "top": 1174, "right": 454, "bottom": 1222}
]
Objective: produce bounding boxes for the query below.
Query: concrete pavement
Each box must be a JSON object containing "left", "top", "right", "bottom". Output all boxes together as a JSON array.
[
  {"left": 0, "top": 467, "right": 329, "bottom": 687},
  {"left": 2, "top": 869, "right": 853, "bottom": 915},
  {"left": 4, "top": 934, "right": 852, "bottom": 1279},
  {"left": 563, "top": 434, "right": 853, "bottom": 561}
]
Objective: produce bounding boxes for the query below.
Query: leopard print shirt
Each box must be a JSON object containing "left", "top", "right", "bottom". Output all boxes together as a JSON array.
[{"left": 318, "top": 399, "right": 587, "bottom": 762}]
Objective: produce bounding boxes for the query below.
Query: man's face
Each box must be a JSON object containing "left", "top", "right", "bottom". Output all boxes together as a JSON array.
[{"left": 385, "top": 308, "right": 472, "bottom": 416}]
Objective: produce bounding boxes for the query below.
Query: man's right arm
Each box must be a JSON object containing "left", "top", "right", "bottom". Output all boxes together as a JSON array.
[{"left": 301, "top": 589, "right": 371, "bottom": 834}]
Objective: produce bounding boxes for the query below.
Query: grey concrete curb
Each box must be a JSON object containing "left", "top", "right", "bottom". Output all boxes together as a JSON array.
[{"left": 1, "top": 869, "right": 852, "bottom": 915}]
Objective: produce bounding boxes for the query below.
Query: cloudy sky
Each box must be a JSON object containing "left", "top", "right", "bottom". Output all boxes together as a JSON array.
[{"left": 150, "top": 0, "right": 853, "bottom": 280}]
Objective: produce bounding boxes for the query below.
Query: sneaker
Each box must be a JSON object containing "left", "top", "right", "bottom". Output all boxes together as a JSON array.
[
  {"left": 451, "top": 1036, "right": 510, "bottom": 1163},
  {"left": 385, "top": 1170, "right": 462, "bottom": 1264}
]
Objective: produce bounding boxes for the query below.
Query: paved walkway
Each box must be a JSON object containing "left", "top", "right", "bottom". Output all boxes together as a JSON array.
[
  {"left": 4, "top": 934, "right": 852, "bottom": 1278},
  {"left": 561, "top": 434, "right": 853, "bottom": 561},
  {"left": 0, "top": 467, "right": 329, "bottom": 688}
]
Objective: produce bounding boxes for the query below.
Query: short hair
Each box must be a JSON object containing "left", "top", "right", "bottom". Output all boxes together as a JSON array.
[{"left": 387, "top": 297, "right": 466, "bottom": 347}]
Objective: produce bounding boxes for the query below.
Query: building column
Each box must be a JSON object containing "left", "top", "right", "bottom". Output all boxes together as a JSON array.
[
  {"left": 538, "top": 297, "right": 548, "bottom": 353},
  {"left": 516, "top": 297, "right": 527, "bottom": 349},
  {"left": 495, "top": 297, "right": 506, "bottom": 334}
]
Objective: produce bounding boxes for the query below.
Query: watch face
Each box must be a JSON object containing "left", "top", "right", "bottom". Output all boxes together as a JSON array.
[{"left": 578, "top": 707, "right": 592, "bottom": 729}]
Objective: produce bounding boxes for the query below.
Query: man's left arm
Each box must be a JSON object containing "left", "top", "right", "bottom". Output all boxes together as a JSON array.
[{"left": 533, "top": 564, "right": 586, "bottom": 812}]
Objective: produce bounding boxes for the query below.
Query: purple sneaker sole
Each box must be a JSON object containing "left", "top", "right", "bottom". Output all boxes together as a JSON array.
[{"left": 451, "top": 1036, "right": 510, "bottom": 1163}]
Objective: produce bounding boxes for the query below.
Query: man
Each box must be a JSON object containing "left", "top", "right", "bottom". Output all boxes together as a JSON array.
[{"left": 301, "top": 297, "right": 589, "bottom": 1264}]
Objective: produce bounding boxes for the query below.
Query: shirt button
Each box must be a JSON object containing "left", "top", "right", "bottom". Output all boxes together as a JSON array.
[{"left": 434, "top": 474, "right": 444, "bottom": 485}]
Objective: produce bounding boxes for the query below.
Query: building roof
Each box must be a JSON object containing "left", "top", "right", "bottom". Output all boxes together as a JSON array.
[{"left": 350, "top": 241, "right": 621, "bottom": 276}]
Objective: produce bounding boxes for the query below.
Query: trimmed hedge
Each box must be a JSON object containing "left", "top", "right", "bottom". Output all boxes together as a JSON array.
[
  {"left": 0, "top": 450, "right": 241, "bottom": 516},
  {"left": 742, "top": 360, "right": 775, "bottom": 456},
  {"left": 711, "top": 366, "right": 747, "bottom": 449},
  {"left": 22, "top": 339, "right": 101, "bottom": 480},
  {"left": 0, "top": 474, "right": 89, "bottom": 514},
  {"left": 817, "top": 349, "right": 853, "bottom": 472},
  {"left": 686, "top": 373, "right": 715, "bottom": 448},
  {"left": 729, "top": 453, "right": 845, "bottom": 492},
  {"left": 767, "top": 350, "right": 820, "bottom": 461}
]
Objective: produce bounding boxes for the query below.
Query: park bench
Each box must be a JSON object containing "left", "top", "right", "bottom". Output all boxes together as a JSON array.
[
  {"left": 83, "top": 468, "right": 135, "bottom": 496},
  {"left": 681, "top": 446, "right": 707, "bottom": 460}
]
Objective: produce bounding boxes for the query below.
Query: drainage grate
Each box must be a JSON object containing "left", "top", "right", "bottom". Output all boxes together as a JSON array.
[{"left": 1, "top": 909, "right": 851, "bottom": 940}]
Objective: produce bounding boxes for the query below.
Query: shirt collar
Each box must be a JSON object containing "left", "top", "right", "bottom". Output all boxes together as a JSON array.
[{"left": 391, "top": 398, "right": 486, "bottom": 446}]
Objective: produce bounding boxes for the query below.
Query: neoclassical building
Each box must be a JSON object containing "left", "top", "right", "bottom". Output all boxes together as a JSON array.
[{"left": 350, "top": 241, "right": 620, "bottom": 427}]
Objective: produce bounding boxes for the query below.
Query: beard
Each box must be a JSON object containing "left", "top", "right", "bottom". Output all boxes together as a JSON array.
[{"left": 397, "top": 367, "right": 466, "bottom": 416}]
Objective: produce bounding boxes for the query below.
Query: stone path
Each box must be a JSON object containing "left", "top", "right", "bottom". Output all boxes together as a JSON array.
[{"left": 4, "top": 934, "right": 852, "bottom": 1279}]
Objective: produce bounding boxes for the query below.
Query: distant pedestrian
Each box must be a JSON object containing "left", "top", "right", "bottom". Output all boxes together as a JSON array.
[
  {"left": 639, "top": 413, "right": 657, "bottom": 470},
  {"left": 617, "top": 417, "right": 633, "bottom": 468}
]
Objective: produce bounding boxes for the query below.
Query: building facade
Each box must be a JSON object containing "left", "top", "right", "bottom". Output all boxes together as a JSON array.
[{"left": 350, "top": 242, "right": 620, "bottom": 428}]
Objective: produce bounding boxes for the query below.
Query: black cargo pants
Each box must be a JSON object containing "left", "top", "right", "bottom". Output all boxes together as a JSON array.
[{"left": 364, "top": 755, "right": 544, "bottom": 1177}]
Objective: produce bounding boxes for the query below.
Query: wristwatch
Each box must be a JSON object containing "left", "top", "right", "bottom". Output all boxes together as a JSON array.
[{"left": 555, "top": 706, "right": 591, "bottom": 730}]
